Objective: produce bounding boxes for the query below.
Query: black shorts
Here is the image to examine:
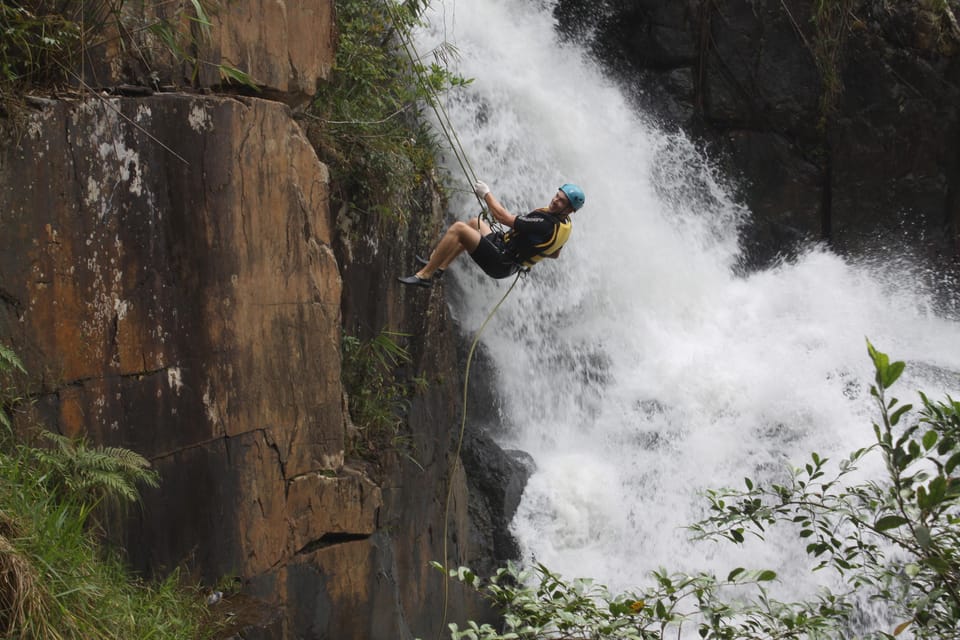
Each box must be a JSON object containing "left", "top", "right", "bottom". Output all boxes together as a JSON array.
[{"left": 469, "top": 233, "right": 520, "bottom": 279}]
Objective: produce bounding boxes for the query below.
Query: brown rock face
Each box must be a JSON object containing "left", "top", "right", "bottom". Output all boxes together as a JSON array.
[
  {"left": 79, "top": 0, "right": 334, "bottom": 102},
  {"left": 0, "top": 91, "right": 495, "bottom": 637},
  {"left": 214, "top": 0, "right": 336, "bottom": 99},
  {"left": 1, "top": 93, "right": 372, "bottom": 622},
  {"left": 0, "top": 1, "right": 505, "bottom": 635}
]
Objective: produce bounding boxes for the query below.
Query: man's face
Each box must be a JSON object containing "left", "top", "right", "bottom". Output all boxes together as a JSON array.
[{"left": 549, "top": 190, "right": 571, "bottom": 213}]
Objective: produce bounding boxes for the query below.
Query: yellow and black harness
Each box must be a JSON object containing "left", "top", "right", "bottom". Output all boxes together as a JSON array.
[{"left": 503, "top": 210, "right": 572, "bottom": 267}]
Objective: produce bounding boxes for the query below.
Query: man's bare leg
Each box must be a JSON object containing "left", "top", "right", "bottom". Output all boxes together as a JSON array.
[{"left": 416, "top": 217, "right": 490, "bottom": 278}]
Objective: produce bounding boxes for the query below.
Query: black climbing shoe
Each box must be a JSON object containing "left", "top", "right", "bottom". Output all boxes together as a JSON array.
[
  {"left": 415, "top": 255, "right": 444, "bottom": 277},
  {"left": 398, "top": 274, "right": 433, "bottom": 288}
]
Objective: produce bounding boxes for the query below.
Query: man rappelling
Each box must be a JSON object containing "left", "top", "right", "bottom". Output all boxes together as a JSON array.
[{"left": 398, "top": 180, "right": 586, "bottom": 287}]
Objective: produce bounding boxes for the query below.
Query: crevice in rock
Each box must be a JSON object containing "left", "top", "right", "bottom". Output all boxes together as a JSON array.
[
  {"left": 147, "top": 426, "right": 272, "bottom": 463},
  {"left": 295, "top": 532, "right": 370, "bottom": 555},
  {"left": 0, "top": 287, "right": 23, "bottom": 315},
  {"left": 26, "top": 367, "right": 177, "bottom": 408},
  {"left": 263, "top": 428, "right": 287, "bottom": 481}
]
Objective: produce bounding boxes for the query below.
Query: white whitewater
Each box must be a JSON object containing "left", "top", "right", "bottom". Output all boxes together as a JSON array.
[{"left": 415, "top": 0, "right": 960, "bottom": 605}]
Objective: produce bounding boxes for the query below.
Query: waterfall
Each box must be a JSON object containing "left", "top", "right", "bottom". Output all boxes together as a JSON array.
[{"left": 414, "top": 0, "right": 960, "bottom": 603}]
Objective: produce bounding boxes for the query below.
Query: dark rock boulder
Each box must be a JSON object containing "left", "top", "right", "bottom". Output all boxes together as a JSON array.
[{"left": 461, "top": 427, "right": 534, "bottom": 577}]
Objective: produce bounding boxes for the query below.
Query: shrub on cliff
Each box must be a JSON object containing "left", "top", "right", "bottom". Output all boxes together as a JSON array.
[
  {"left": 308, "top": 0, "right": 469, "bottom": 221},
  {"left": 0, "top": 0, "right": 253, "bottom": 123},
  {"left": 342, "top": 330, "right": 426, "bottom": 466},
  {"left": 442, "top": 343, "right": 960, "bottom": 639}
]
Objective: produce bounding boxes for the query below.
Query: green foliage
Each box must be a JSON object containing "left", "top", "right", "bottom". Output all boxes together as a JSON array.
[
  {"left": 146, "top": 0, "right": 259, "bottom": 91},
  {"left": 0, "top": 342, "right": 25, "bottom": 430},
  {"left": 444, "top": 343, "right": 960, "bottom": 639},
  {"left": 0, "top": 452, "right": 212, "bottom": 639},
  {"left": 309, "top": 0, "right": 470, "bottom": 221},
  {"left": 342, "top": 330, "right": 426, "bottom": 463},
  {"left": 31, "top": 430, "right": 159, "bottom": 509},
  {"left": 0, "top": 345, "right": 213, "bottom": 639},
  {"left": 0, "top": 0, "right": 256, "bottom": 101},
  {"left": 435, "top": 561, "right": 848, "bottom": 640},
  {"left": 0, "top": 2, "right": 80, "bottom": 87},
  {"left": 692, "top": 339, "right": 960, "bottom": 638},
  {"left": 810, "top": 0, "right": 857, "bottom": 126}
]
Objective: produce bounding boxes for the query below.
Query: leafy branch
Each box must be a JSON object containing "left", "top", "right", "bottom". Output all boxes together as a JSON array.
[
  {"left": 691, "top": 340, "right": 960, "bottom": 637},
  {"left": 435, "top": 561, "right": 846, "bottom": 640},
  {"left": 443, "top": 342, "right": 960, "bottom": 639}
]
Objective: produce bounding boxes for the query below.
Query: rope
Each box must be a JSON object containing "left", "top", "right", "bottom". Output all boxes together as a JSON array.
[
  {"left": 383, "top": 0, "right": 493, "bottom": 224},
  {"left": 437, "top": 270, "right": 523, "bottom": 639}
]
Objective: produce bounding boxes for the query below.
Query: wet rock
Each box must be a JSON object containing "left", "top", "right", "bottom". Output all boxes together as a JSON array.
[{"left": 461, "top": 427, "right": 534, "bottom": 576}]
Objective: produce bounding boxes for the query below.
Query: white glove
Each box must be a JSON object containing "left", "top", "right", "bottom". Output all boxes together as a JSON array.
[{"left": 473, "top": 180, "right": 491, "bottom": 199}]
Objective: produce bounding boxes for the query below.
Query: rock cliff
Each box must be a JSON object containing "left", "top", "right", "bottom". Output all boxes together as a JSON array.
[{"left": 0, "top": 0, "right": 500, "bottom": 637}]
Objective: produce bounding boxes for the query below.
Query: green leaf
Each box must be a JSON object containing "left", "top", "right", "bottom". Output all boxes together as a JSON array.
[
  {"left": 190, "top": 0, "right": 211, "bottom": 26},
  {"left": 917, "top": 485, "right": 929, "bottom": 509},
  {"left": 0, "top": 343, "right": 26, "bottom": 373},
  {"left": 890, "top": 403, "right": 913, "bottom": 426},
  {"left": 915, "top": 525, "right": 932, "bottom": 549},
  {"left": 219, "top": 64, "right": 261, "bottom": 91},
  {"left": 655, "top": 600, "right": 667, "bottom": 618},
  {"left": 757, "top": 570, "right": 777, "bottom": 581},
  {"left": 924, "top": 554, "right": 949, "bottom": 573},
  {"left": 928, "top": 476, "right": 947, "bottom": 506},
  {"left": 938, "top": 437, "right": 957, "bottom": 456},
  {"left": 908, "top": 440, "right": 921, "bottom": 459},
  {"left": 883, "top": 360, "right": 905, "bottom": 389},
  {"left": 943, "top": 452, "right": 960, "bottom": 473},
  {"left": 866, "top": 339, "right": 884, "bottom": 369},
  {"left": 922, "top": 430, "right": 938, "bottom": 451},
  {"left": 727, "top": 567, "right": 745, "bottom": 582},
  {"left": 875, "top": 515, "right": 908, "bottom": 531}
]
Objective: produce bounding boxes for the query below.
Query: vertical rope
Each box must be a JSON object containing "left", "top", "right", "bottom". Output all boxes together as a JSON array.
[{"left": 437, "top": 270, "right": 522, "bottom": 639}]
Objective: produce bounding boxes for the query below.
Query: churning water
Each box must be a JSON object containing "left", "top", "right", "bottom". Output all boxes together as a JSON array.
[{"left": 415, "top": 0, "right": 960, "bottom": 607}]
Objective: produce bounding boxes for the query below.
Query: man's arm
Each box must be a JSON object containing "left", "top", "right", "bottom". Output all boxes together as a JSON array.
[{"left": 475, "top": 181, "right": 517, "bottom": 227}]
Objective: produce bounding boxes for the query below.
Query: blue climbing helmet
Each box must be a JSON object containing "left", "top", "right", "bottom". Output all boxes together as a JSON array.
[{"left": 559, "top": 183, "right": 585, "bottom": 211}]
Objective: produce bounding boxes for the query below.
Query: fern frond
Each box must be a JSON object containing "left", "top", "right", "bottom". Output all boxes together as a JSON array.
[
  {"left": 34, "top": 431, "right": 159, "bottom": 505},
  {"left": 0, "top": 344, "right": 26, "bottom": 375}
]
